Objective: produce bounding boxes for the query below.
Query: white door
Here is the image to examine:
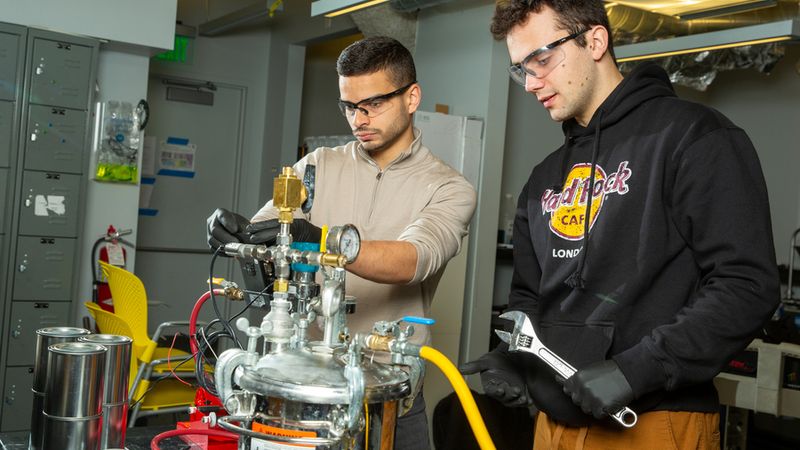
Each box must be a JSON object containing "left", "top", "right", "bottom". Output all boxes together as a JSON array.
[{"left": 136, "top": 75, "right": 244, "bottom": 332}]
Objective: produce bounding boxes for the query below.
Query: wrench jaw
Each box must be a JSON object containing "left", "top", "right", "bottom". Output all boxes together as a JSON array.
[
  {"left": 498, "top": 310, "right": 537, "bottom": 337},
  {"left": 494, "top": 330, "right": 512, "bottom": 346},
  {"left": 493, "top": 329, "right": 526, "bottom": 353},
  {"left": 498, "top": 310, "right": 538, "bottom": 352}
]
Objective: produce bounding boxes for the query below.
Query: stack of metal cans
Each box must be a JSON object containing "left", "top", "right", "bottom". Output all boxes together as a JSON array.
[{"left": 30, "top": 327, "right": 132, "bottom": 450}]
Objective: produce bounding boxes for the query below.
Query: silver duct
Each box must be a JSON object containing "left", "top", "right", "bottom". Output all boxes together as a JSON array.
[
  {"left": 351, "top": 3, "right": 419, "bottom": 53},
  {"left": 620, "top": 44, "right": 785, "bottom": 90},
  {"left": 609, "top": 1, "right": 800, "bottom": 44},
  {"left": 610, "top": 1, "right": 799, "bottom": 90},
  {"left": 350, "top": 0, "right": 457, "bottom": 54}
]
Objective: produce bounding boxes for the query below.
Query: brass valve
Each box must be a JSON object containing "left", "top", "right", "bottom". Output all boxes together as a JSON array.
[
  {"left": 364, "top": 334, "right": 393, "bottom": 352},
  {"left": 274, "top": 279, "right": 289, "bottom": 293},
  {"left": 273, "top": 167, "right": 307, "bottom": 223},
  {"left": 224, "top": 287, "right": 244, "bottom": 301}
]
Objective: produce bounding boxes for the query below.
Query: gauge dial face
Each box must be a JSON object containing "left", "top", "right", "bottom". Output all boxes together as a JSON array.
[{"left": 328, "top": 224, "right": 361, "bottom": 264}]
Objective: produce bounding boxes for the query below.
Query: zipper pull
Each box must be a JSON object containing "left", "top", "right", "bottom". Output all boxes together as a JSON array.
[{"left": 376, "top": 172, "right": 383, "bottom": 180}]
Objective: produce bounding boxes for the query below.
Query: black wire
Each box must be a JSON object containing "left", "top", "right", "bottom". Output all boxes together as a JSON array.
[
  {"left": 90, "top": 237, "right": 104, "bottom": 285},
  {"left": 230, "top": 283, "right": 272, "bottom": 323},
  {"left": 128, "top": 371, "right": 199, "bottom": 410},
  {"left": 195, "top": 329, "right": 237, "bottom": 396},
  {"left": 209, "top": 247, "right": 242, "bottom": 349},
  {"left": 192, "top": 281, "right": 272, "bottom": 396}
]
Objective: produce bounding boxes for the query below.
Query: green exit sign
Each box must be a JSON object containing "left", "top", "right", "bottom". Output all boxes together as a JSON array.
[{"left": 154, "top": 36, "right": 190, "bottom": 63}]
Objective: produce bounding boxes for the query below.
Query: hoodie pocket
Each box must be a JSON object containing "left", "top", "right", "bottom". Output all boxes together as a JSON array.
[
  {"left": 524, "top": 322, "right": 615, "bottom": 427},
  {"left": 538, "top": 321, "right": 615, "bottom": 369}
]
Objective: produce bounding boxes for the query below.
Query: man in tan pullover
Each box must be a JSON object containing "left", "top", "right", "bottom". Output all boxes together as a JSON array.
[{"left": 207, "top": 36, "right": 476, "bottom": 449}]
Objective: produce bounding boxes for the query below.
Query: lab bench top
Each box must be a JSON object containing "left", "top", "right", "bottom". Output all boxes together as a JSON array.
[{"left": 0, "top": 425, "right": 198, "bottom": 450}]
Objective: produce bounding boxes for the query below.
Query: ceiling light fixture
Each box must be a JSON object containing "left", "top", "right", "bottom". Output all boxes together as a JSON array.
[
  {"left": 311, "top": 0, "right": 389, "bottom": 18},
  {"left": 615, "top": 19, "right": 800, "bottom": 62},
  {"left": 615, "top": 0, "right": 771, "bottom": 18},
  {"left": 676, "top": 0, "right": 776, "bottom": 21}
]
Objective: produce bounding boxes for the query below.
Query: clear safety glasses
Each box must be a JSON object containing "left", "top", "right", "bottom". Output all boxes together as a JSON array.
[
  {"left": 337, "top": 81, "right": 416, "bottom": 120},
  {"left": 508, "top": 28, "right": 590, "bottom": 86}
]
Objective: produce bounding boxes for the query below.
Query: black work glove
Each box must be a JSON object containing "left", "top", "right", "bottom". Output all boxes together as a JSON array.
[
  {"left": 562, "top": 360, "right": 634, "bottom": 420},
  {"left": 246, "top": 218, "right": 322, "bottom": 245},
  {"left": 459, "top": 346, "right": 530, "bottom": 408},
  {"left": 207, "top": 208, "right": 251, "bottom": 250}
]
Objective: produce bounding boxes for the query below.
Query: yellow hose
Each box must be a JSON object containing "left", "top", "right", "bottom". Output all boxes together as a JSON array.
[{"left": 419, "top": 346, "right": 496, "bottom": 450}]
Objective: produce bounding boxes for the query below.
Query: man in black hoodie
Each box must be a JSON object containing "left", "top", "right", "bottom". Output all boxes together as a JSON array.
[{"left": 461, "top": 0, "right": 780, "bottom": 447}]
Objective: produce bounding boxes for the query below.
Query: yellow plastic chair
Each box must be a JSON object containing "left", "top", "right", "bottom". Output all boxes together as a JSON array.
[
  {"left": 98, "top": 261, "right": 196, "bottom": 367},
  {"left": 84, "top": 302, "right": 198, "bottom": 426}
]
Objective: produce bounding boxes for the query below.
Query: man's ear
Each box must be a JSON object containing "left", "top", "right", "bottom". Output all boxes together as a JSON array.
[
  {"left": 587, "top": 26, "right": 610, "bottom": 61},
  {"left": 407, "top": 83, "right": 422, "bottom": 114}
]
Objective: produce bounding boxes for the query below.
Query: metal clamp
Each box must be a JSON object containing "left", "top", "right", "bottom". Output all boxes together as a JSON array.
[{"left": 216, "top": 415, "right": 341, "bottom": 446}]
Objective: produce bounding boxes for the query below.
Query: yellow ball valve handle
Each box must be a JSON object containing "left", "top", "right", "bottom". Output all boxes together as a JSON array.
[{"left": 320, "top": 225, "right": 329, "bottom": 252}]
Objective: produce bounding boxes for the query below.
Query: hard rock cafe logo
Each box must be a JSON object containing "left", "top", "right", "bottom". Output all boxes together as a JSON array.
[{"left": 541, "top": 161, "right": 632, "bottom": 241}]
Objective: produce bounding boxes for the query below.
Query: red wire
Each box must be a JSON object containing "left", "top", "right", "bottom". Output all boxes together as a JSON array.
[
  {"left": 167, "top": 332, "right": 192, "bottom": 387},
  {"left": 150, "top": 428, "right": 237, "bottom": 450},
  {"left": 190, "top": 290, "right": 224, "bottom": 364}
]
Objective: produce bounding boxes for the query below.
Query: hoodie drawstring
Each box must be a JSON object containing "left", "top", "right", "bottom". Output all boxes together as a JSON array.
[
  {"left": 565, "top": 109, "right": 604, "bottom": 290},
  {"left": 550, "top": 133, "right": 575, "bottom": 192}
]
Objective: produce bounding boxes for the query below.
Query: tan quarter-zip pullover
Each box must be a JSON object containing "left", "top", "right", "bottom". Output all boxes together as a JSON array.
[{"left": 252, "top": 128, "right": 477, "bottom": 344}]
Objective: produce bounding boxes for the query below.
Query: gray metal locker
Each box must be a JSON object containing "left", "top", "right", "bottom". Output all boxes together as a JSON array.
[
  {"left": 0, "top": 100, "right": 12, "bottom": 167},
  {"left": 24, "top": 104, "right": 87, "bottom": 174},
  {"left": 12, "top": 236, "right": 76, "bottom": 301},
  {"left": 0, "top": 168, "right": 7, "bottom": 234},
  {"left": 6, "top": 301, "right": 70, "bottom": 366},
  {"left": 0, "top": 28, "right": 21, "bottom": 101},
  {"left": 18, "top": 171, "right": 81, "bottom": 237},
  {"left": 28, "top": 38, "right": 93, "bottom": 110},
  {"left": 1, "top": 366, "right": 34, "bottom": 431}
]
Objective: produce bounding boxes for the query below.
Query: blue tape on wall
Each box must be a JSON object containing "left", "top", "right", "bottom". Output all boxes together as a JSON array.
[
  {"left": 141, "top": 177, "right": 156, "bottom": 185},
  {"left": 166, "top": 137, "right": 190, "bottom": 145},
  {"left": 157, "top": 169, "right": 195, "bottom": 178},
  {"left": 139, "top": 208, "right": 158, "bottom": 216}
]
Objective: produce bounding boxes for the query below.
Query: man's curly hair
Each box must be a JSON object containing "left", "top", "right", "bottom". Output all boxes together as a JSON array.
[{"left": 490, "top": 0, "right": 614, "bottom": 58}]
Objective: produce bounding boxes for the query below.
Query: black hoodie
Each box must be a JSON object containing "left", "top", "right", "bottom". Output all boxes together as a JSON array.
[{"left": 508, "top": 62, "right": 780, "bottom": 426}]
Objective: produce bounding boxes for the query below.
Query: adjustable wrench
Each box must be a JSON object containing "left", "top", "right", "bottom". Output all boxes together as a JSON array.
[{"left": 495, "top": 310, "right": 638, "bottom": 428}]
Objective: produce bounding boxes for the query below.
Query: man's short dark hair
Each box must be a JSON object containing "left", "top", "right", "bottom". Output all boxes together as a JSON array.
[
  {"left": 336, "top": 36, "right": 416, "bottom": 88},
  {"left": 490, "top": 0, "right": 614, "bottom": 58}
]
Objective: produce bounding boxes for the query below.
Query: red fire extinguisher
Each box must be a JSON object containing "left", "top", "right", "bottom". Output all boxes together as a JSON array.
[{"left": 91, "top": 225, "right": 135, "bottom": 312}]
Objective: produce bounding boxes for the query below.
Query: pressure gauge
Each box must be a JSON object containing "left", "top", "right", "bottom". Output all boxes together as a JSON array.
[{"left": 326, "top": 224, "right": 361, "bottom": 264}]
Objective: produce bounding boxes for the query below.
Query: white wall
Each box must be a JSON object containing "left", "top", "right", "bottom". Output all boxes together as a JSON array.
[
  {"left": 0, "top": 0, "right": 177, "bottom": 50},
  {"left": 74, "top": 47, "right": 151, "bottom": 324}
]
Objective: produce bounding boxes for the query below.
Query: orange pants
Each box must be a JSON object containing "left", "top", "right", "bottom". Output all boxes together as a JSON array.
[{"left": 533, "top": 411, "right": 720, "bottom": 450}]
